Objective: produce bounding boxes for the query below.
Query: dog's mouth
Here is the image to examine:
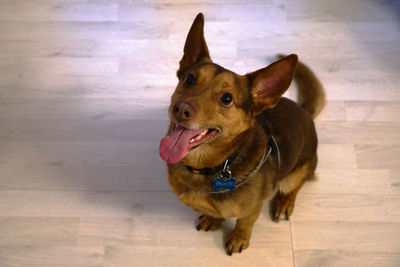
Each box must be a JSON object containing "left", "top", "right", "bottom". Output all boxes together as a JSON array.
[
  {"left": 159, "top": 124, "right": 221, "bottom": 164},
  {"left": 188, "top": 127, "right": 220, "bottom": 148}
]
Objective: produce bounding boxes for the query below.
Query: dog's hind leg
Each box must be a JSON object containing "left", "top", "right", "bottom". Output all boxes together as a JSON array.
[{"left": 270, "top": 157, "right": 317, "bottom": 222}]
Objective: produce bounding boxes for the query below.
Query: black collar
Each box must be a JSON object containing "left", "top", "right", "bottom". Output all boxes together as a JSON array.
[
  {"left": 184, "top": 136, "right": 280, "bottom": 176},
  {"left": 185, "top": 152, "right": 239, "bottom": 176}
]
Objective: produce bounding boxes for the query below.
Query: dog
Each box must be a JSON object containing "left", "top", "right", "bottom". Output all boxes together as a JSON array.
[{"left": 159, "top": 13, "right": 325, "bottom": 255}]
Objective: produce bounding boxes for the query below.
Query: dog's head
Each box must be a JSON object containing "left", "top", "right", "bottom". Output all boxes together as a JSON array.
[{"left": 159, "top": 13, "right": 298, "bottom": 166}]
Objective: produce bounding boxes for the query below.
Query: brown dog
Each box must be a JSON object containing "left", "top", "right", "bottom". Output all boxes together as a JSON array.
[{"left": 159, "top": 13, "right": 325, "bottom": 255}]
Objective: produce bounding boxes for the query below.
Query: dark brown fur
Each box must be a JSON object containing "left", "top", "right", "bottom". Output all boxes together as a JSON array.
[{"left": 164, "top": 13, "right": 325, "bottom": 255}]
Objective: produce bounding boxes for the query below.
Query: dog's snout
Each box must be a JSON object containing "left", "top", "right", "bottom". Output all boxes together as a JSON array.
[{"left": 173, "top": 101, "right": 195, "bottom": 122}]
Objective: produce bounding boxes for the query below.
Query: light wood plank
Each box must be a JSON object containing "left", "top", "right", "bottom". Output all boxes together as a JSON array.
[
  {"left": 355, "top": 145, "right": 400, "bottom": 169},
  {"left": 0, "top": 217, "right": 79, "bottom": 246},
  {"left": 292, "top": 194, "right": 400, "bottom": 222},
  {"left": 317, "top": 144, "right": 357, "bottom": 169},
  {"left": 292, "top": 221, "right": 400, "bottom": 253},
  {"left": 0, "top": 22, "right": 170, "bottom": 41},
  {"left": 317, "top": 122, "right": 400, "bottom": 145},
  {"left": 0, "top": 191, "right": 190, "bottom": 217},
  {"left": 345, "top": 101, "right": 400, "bottom": 122},
  {"left": 0, "top": 141, "right": 169, "bottom": 190},
  {"left": 0, "top": 77, "right": 177, "bottom": 98},
  {"left": 0, "top": 245, "right": 105, "bottom": 266},
  {"left": 0, "top": 98, "right": 168, "bottom": 120},
  {"left": 0, "top": 119, "right": 168, "bottom": 142},
  {"left": 0, "top": 141, "right": 160, "bottom": 166},
  {"left": 315, "top": 101, "right": 346, "bottom": 122},
  {"left": 0, "top": 163, "right": 169, "bottom": 192},
  {"left": 0, "top": 57, "right": 118, "bottom": 77},
  {"left": 285, "top": 0, "right": 399, "bottom": 22},
  {"left": 322, "top": 78, "right": 400, "bottom": 101},
  {"left": 294, "top": 249, "right": 400, "bottom": 267},
  {"left": 304, "top": 169, "right": 392, "bottom": 194},
  {"left": 0, "top": 2, "right": 118, "bottom": 22}
]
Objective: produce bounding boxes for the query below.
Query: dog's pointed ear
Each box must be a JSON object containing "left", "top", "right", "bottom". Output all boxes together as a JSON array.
[
  {"left": 247, "top": 54, "right": 298, "bottom": 114},
  {"left": 177, "top": 13, "right": 211, "bottom": 78}
]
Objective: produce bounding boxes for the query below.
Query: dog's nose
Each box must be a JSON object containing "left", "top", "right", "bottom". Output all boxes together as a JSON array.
[{"left": 173, "top": 101, "right": 195, "bottom": 121}]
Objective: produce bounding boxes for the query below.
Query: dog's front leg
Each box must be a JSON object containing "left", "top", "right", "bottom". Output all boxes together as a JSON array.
[
  {"left": 196, "top": 214, "right": 225, "bottom": 231},
  {"left": 225, "top": 202, "right": 262, "bottom": 255}
]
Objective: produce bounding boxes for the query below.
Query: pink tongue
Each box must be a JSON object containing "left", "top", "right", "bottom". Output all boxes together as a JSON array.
[{"left": 159, "top": 125, "right": 204, "bottom": 164}]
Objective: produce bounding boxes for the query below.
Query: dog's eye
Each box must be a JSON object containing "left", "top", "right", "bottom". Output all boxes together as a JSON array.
[
  {"left": 185, "top": 74, "right": 195, "bottom": 87},
  {"left": 220, "top": 93, "right": 233, "bottom": 106}
]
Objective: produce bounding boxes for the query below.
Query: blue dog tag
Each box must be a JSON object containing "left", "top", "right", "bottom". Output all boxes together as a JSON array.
[{"left": 212, "top": 177, "right": 236, "bottom": 191}]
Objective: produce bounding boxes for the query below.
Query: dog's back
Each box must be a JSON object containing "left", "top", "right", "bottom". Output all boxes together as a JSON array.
[{"left": 257, "top": 60, "right": 325, "bottom": 212}]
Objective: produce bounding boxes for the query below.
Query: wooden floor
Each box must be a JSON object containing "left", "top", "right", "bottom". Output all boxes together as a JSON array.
[{"left": 0, "top": 0, "right": 399, "bottom": 266}]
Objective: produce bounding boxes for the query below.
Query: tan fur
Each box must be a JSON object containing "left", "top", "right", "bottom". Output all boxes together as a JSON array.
[
  {"left": 163, "top": 13, "right": 325, "bottom": 255},
  {"left": 278, "top": 157, "right": 316, "bottom": 194},
  {"left": 278, "top": 164, "right": 309, "bottom": 194}
]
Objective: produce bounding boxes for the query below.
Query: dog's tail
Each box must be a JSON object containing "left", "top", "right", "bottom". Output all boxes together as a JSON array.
[{"left": 279, "top": 55, "right": 326, "bottom": 119}]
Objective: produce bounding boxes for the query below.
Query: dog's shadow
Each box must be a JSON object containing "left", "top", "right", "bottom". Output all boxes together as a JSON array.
[{"left": 71, "top": 105, "right": 184, "bottom": 216}]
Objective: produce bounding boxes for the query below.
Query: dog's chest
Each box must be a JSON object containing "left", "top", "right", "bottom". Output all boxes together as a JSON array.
[
  {"left": 178, "top": 190, "right": 244, "bottom": 218},
  {"left": 168, "top": 165, "right": 264, "bottom": 218}
]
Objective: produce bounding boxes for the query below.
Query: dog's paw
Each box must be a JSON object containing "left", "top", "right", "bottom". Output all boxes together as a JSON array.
[
  {"left": 270, "top": 191, "right": 296, "bottom": 222},
  {"left": 225, "top": 229, "right": 250, "bottom": 256},
  {"left": 196, "top": 215, "right": 224, "bottom": 231}
]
